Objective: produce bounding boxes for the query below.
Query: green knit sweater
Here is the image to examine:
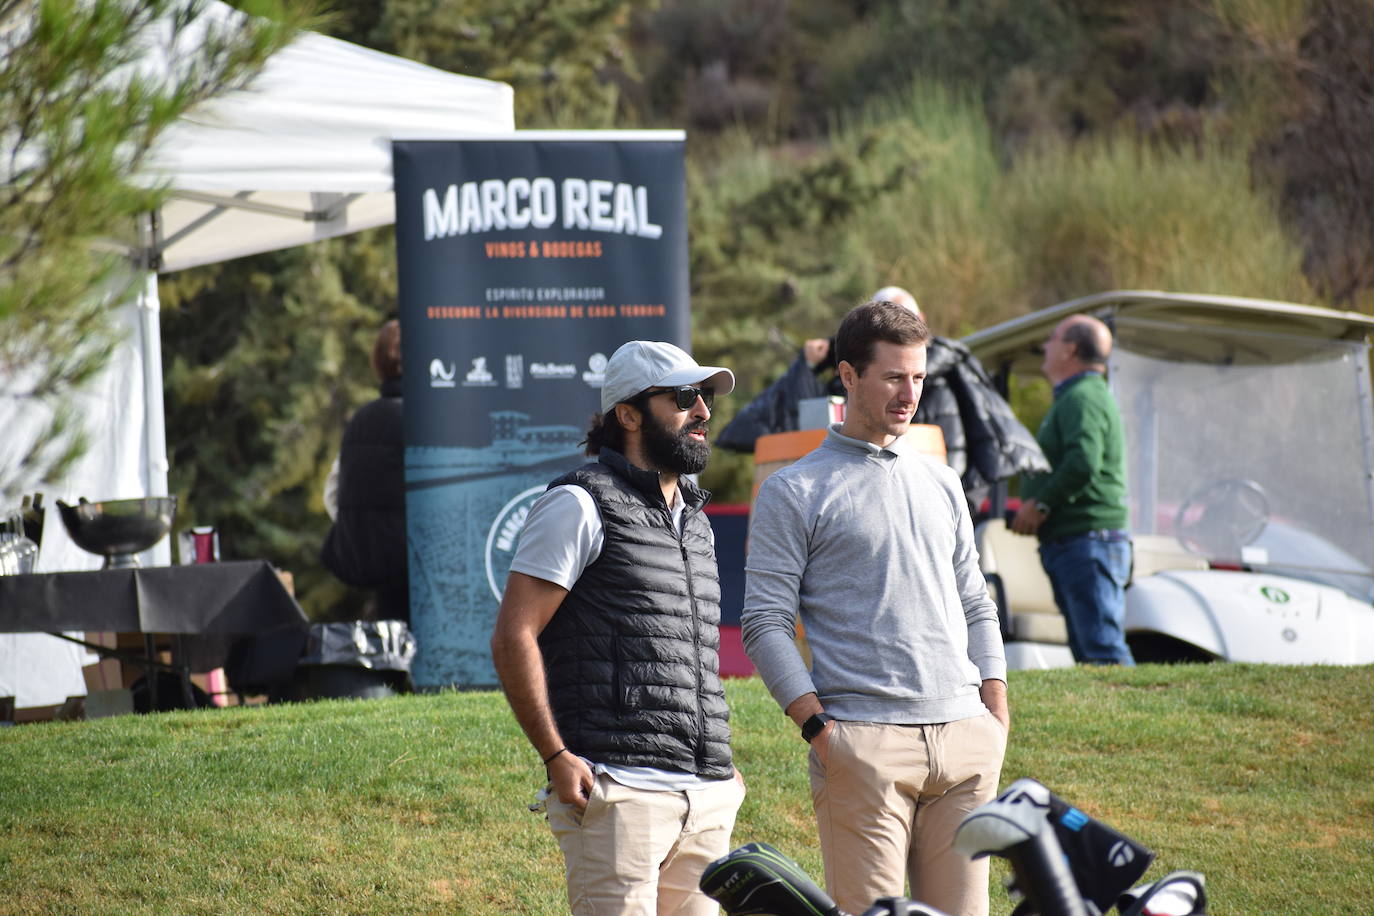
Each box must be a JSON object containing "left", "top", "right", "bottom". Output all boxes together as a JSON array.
[{"left": 1021, "top": 372, "right": 1129, "bottom": 541}]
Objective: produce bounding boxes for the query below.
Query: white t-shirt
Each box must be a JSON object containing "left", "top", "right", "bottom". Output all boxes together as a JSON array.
[
  {"left": 509, "top": 485, "right": 609, "bottom": 590},
  {"left": 510, "top": 481, "right": 721, "bottom": 791}
]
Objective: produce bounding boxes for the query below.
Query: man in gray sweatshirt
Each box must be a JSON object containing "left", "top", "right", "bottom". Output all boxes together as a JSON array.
[{"left": 742, "top": 298, "right": 1009, "bottom": 916}]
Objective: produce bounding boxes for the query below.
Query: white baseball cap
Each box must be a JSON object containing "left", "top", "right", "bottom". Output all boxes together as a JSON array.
[
  {"left": 600, "top": 341, "right": 735, "bottom": 413},
  {"left": 873, "top": 286, "right": 922, "bottom": 317}
]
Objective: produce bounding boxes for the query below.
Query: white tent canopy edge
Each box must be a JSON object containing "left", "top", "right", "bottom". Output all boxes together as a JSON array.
[
  {"left": 114, "top": 8, "right": 513, "bottom": 548},
  {"left": 0, "top": 3, "right": 513, "bottom": 708}
]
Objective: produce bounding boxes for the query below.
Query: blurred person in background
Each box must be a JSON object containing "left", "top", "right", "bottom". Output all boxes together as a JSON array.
[
  {"left": 321, "top": 319, "right": 408, "bottom": 623},
  {"left": 1011, "top": 314, "right": 1134, "bottom": 666}
]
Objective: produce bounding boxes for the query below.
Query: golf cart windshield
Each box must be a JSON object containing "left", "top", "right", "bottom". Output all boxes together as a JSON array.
[{"left": 1112, "top": 316, "right": 1374, "bottom": 602}]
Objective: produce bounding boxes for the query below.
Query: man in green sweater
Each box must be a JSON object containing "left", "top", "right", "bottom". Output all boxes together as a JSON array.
[{"left": 1011, "top": 314, "right": 1135, "bottom": 665}]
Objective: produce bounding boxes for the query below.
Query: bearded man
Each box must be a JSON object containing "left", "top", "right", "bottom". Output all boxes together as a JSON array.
[{"left": 491, "top": 340, "right": 746, "bottom": 916}]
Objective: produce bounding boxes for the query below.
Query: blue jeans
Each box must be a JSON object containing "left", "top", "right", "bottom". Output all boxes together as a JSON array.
[{"left": 1039, "top": 531, "right": 1135, "bottom": 665}]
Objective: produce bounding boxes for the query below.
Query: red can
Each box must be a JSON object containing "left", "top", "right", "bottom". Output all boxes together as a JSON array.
[{"left": 179, "top": 526, "right": 220, "bottom": 564}]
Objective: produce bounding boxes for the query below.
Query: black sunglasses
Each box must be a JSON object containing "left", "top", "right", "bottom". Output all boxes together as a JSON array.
[{"left": 650, "top": 385, "right": 714, "bottom": 411}]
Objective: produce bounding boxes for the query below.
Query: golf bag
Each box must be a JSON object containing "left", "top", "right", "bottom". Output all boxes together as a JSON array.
[
  {"left": 956, "top": 778, "right": 1155, "bottom": 914},
  {"left": 706, "top": 778, "right": 1205, "bottom": 916}
]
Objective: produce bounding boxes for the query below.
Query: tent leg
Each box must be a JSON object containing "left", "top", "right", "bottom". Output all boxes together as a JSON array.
[{"left": 137, "top": 270, "right": 173, "bottom": 566}]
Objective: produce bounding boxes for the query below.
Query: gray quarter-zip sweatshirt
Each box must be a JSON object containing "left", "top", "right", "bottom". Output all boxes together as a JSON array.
[{"left": 742, "top": 426, "right": 1006, "bottom": 724}]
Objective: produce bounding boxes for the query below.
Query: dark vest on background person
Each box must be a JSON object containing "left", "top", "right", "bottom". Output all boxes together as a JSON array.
[
  {"left": 321, "top": 377, "right": 409, "bottom": 622},
  {"left": 539, "top": 448, "right": 732, "bottom": 779}
]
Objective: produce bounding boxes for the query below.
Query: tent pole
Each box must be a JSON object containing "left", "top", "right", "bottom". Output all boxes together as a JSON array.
[
  {"left": 134, "top": 211, "right": 172, "bottom": 563},
  {"left": 136, "top": 267, "right": 173, "bottom": 566}
]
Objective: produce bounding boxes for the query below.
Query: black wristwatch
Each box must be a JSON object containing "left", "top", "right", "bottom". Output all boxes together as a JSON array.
[{"left": 801, "top": 712, "right": 833, "bottom": 743}]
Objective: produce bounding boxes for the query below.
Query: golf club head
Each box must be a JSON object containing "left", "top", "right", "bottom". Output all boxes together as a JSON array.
[
  {"left": 700, "top": 842, "right": 842, "bottom": 916},
  {"left": 958, "top": 778, "right": 1154, "bottom": 914},
  {"left": 1117, "top": 871, "right": 1208, "bottom": 916}
]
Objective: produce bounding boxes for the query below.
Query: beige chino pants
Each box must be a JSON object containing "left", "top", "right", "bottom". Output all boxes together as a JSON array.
[
  {"left": 809, "top": 714, "right": 1007, "bottom": 916},
  {"left": 547, "top": 772, "right": 745, "bottom": 915}
]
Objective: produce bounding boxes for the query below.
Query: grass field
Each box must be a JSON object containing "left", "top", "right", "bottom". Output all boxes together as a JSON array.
[{"left": 2, "top": 664, "right": 1372, "bottom": 914}]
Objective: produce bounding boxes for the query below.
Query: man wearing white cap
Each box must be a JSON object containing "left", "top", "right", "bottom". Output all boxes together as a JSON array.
[{"left": 491, "top": 341, "right": 745, "bottom": 916}]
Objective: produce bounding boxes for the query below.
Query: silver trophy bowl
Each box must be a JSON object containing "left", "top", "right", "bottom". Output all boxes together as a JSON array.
[{"left": 56, "top": 497, "right": 177, "bottom": 568}]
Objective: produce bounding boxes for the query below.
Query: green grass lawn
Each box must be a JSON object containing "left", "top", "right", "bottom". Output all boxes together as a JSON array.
[{"left": 2, "top": 664, "right": 1372, "bottom": 914}]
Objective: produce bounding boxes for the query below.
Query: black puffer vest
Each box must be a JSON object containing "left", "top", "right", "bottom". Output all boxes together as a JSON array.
[{"left": 538, "top": 449, "right": 732, "bottom": 778}]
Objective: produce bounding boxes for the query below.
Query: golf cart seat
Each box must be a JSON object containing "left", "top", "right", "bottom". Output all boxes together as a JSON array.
[
  {"left": 1130, "top": 534, "right": 1207, "bottom": 581},
  {"left": 975, "top": 519, "right": 1068, "bottom": 645}
]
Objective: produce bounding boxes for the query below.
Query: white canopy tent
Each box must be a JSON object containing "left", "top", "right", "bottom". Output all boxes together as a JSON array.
[
  {"left": 0, "top": 3, "right": 514, "bottom": 708},
  {"left": 125, "top": 1, "right": 514, "bottom": 521}
]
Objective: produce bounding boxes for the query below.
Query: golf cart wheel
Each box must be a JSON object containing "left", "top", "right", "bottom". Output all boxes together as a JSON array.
[{"left": 1126, "top": 632, "right": 1217, "bottom": 664}]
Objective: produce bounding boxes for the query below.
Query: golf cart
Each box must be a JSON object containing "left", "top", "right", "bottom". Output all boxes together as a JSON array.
[{"left": 964, "top": 291, "right": 1374, "bottom": 667}]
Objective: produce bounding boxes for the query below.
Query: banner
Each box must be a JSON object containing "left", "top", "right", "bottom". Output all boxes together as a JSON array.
[{"left": 393, "top": 132, "right": 688, "bottom": 689}]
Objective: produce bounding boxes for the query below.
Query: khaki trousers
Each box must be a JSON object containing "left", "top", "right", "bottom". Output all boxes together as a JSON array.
[
  {"left": 809, "top": 714, "right": 1007, "bottom": 916},
  {"left": 547, "top": 772, "right": 745, "bottom": 915}
]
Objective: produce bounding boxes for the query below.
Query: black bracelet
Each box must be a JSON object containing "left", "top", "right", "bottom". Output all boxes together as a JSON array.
[{"left": 543, "top": 747, "right": 569, "bottom": 766}]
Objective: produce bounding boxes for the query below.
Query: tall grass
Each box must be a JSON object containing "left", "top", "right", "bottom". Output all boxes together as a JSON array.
[
  {"left": 693, "top": 77, "right": 1316, "bottom": 345},
  {"left": 1001, "top": 131, "right": 1314, "bottom": 306},
  {"left": 848, "top": 81, "right": 1315, "bottom": 331},
  {"left": 845, "top": 82, "right": 1028, "bottom": 337}
]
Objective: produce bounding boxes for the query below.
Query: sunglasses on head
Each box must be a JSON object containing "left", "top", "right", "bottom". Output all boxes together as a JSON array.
[{"left": 649, "top": 385, "right": 714, "bottom": 411}]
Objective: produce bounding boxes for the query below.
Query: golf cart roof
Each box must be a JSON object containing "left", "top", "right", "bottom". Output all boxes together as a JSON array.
[{"left": 963, "top": 290, "right": 1374, "bottom": 375}]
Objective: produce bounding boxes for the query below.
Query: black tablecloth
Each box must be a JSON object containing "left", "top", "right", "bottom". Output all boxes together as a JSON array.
[{"left": 0, "top": 560, "right": 308, "bottom": 636}]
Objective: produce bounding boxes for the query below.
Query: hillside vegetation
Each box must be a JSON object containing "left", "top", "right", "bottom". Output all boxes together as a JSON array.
[{"left": 154, "top": 0, "right": 1374, "bottom": 611}]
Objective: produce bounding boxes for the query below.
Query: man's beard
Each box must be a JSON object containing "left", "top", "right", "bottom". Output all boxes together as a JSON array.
[{"left": 641, "top": 411, "right": 711, "bottom": 475}]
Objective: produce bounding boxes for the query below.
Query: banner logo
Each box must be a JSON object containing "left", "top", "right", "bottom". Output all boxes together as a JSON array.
[
  {"left": 530, "top": 361, "right": 577, "bottom": 379},
  {"left": 423, "top": 178, "right": 662, "bottom": 241},
  {"left": 463, "top": 357, "right": 497, "bottom": 387},
  {"left": 485, "top": 486, "right": 548, "bottom": 601},
  {"left": 505, "top": 354, "right": 524, "bottom": 389},
  {"left": 583, "top": 352, "right": 607, "bottom": 388},
  {"left": 429, "top": 359, "right": 456, "bottom": 388}
]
